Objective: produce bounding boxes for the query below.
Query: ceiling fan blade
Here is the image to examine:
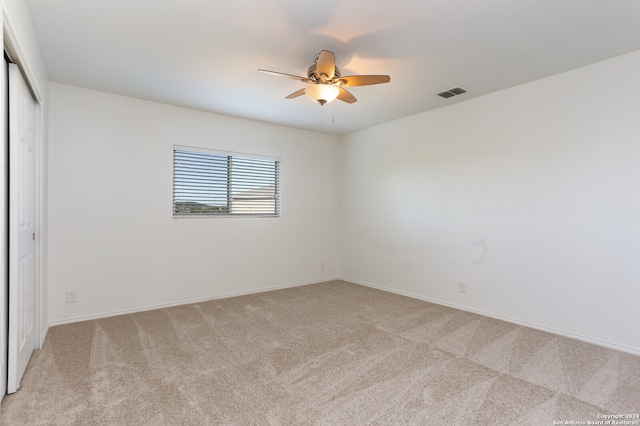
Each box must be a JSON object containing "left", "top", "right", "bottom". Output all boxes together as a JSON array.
[
  {"left": 337, "top": 75, "right": 391, "bottom": 87},
  {"left": 285, "top": 88, "right": 306, "bottom": 99},
  {"left": 316, "top": 50, "right": 335, "bottom": 81},
  {"left": 337, "top": 87, "right": 357, "bottom": 104},
  {"left": 258, "top": 69, "right": 310, "bottom": 83}
]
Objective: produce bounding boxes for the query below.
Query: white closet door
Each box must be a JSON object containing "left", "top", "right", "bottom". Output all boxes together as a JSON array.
[{"left": 7, "top": 63, "right": 37, "bottom": 394}]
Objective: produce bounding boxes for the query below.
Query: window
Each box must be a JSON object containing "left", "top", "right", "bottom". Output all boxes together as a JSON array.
[{"left": 173, "top": 146, "right": 280, "bottom": 217}]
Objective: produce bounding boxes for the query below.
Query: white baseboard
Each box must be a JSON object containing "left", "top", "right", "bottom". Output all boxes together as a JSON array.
[
  {"left": 341, "top": 276, "right": 640, "bottom": 357},
  {"left": 48, "top": 276, "right": 340, "bottom": 327}
]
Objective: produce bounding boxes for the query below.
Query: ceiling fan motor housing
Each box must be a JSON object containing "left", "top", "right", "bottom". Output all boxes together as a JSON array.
[{"left": 308, "top": 64, "right": 341, "bottom": 83}]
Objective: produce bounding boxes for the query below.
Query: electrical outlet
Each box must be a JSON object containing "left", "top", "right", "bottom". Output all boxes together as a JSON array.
[
  {"left": 320, "top": 261, "right": 326, "bottom": 270},
  {"left": 66, "top": 290, "right": 78, "bottom": 303},
  {"left": 458, "top": 282, "right": 467, "bottom": 293}
]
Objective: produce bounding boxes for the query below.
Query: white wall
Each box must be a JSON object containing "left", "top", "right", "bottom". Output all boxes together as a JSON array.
[
  {"left": 43, "top": 46, "right": 640, "bottom": 354},
  {"left": 2, "top": 0, "right": 48, "bottom": 90},
  {"left": 47, "top": 83, "right": 341, "bottom": 324},
  {"left": 341, "top": 50, "right": 640, "bottom": 354}
]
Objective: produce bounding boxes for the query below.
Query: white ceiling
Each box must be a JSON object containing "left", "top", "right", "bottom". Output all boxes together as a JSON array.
[{"left": 25, "top": 0, "right": 640, "bottom": 135}]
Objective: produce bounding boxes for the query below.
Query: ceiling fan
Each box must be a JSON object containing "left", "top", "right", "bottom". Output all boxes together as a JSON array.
[{"left": 258, "top": 50, "right": 390, "bottom": 105}]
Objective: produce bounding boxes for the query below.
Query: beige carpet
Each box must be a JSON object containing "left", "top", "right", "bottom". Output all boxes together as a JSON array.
[{"left": 2, "top": 280, "right": 639, "bottom": 425}]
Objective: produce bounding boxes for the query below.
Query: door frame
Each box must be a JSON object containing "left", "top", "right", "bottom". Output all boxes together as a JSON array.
[
  {"left": 1, "top": 21, "right": 7, "bottom": 403},
  {"left": 2, "top": 4, "right": 45, "bottom": 403}
]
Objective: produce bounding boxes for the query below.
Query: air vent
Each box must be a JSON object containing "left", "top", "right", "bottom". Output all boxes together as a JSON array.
[
  {"left": 438, "top": 87, "right": 467, "bottom": 98},
  {"left": 437, "top": 91, "right": 455, "bottom": 98}
]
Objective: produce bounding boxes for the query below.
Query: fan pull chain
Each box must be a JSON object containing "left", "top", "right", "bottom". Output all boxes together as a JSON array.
[
  {"left": 332, "top": 100, "right": 335, "bottom": 124},
  {"left": 320, "top": 104, "right": 324, "bottom": 133}
]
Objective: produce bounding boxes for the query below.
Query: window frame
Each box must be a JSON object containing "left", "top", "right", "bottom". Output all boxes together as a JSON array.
[{"left": 173, "top": 145, "right": 281, "bottom": 218}]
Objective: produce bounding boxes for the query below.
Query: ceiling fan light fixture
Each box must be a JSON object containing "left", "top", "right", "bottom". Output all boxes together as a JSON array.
[
  {"left": 260, "top": 49, "right": 389, "bottom": 106},
  {"left": 305, "top": 84, "right": 339, "bottom": 105}
]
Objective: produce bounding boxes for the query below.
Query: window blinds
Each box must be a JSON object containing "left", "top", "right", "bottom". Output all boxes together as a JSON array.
[{"left": 173, "top": 146, "right": 280, "bottom": 217}]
